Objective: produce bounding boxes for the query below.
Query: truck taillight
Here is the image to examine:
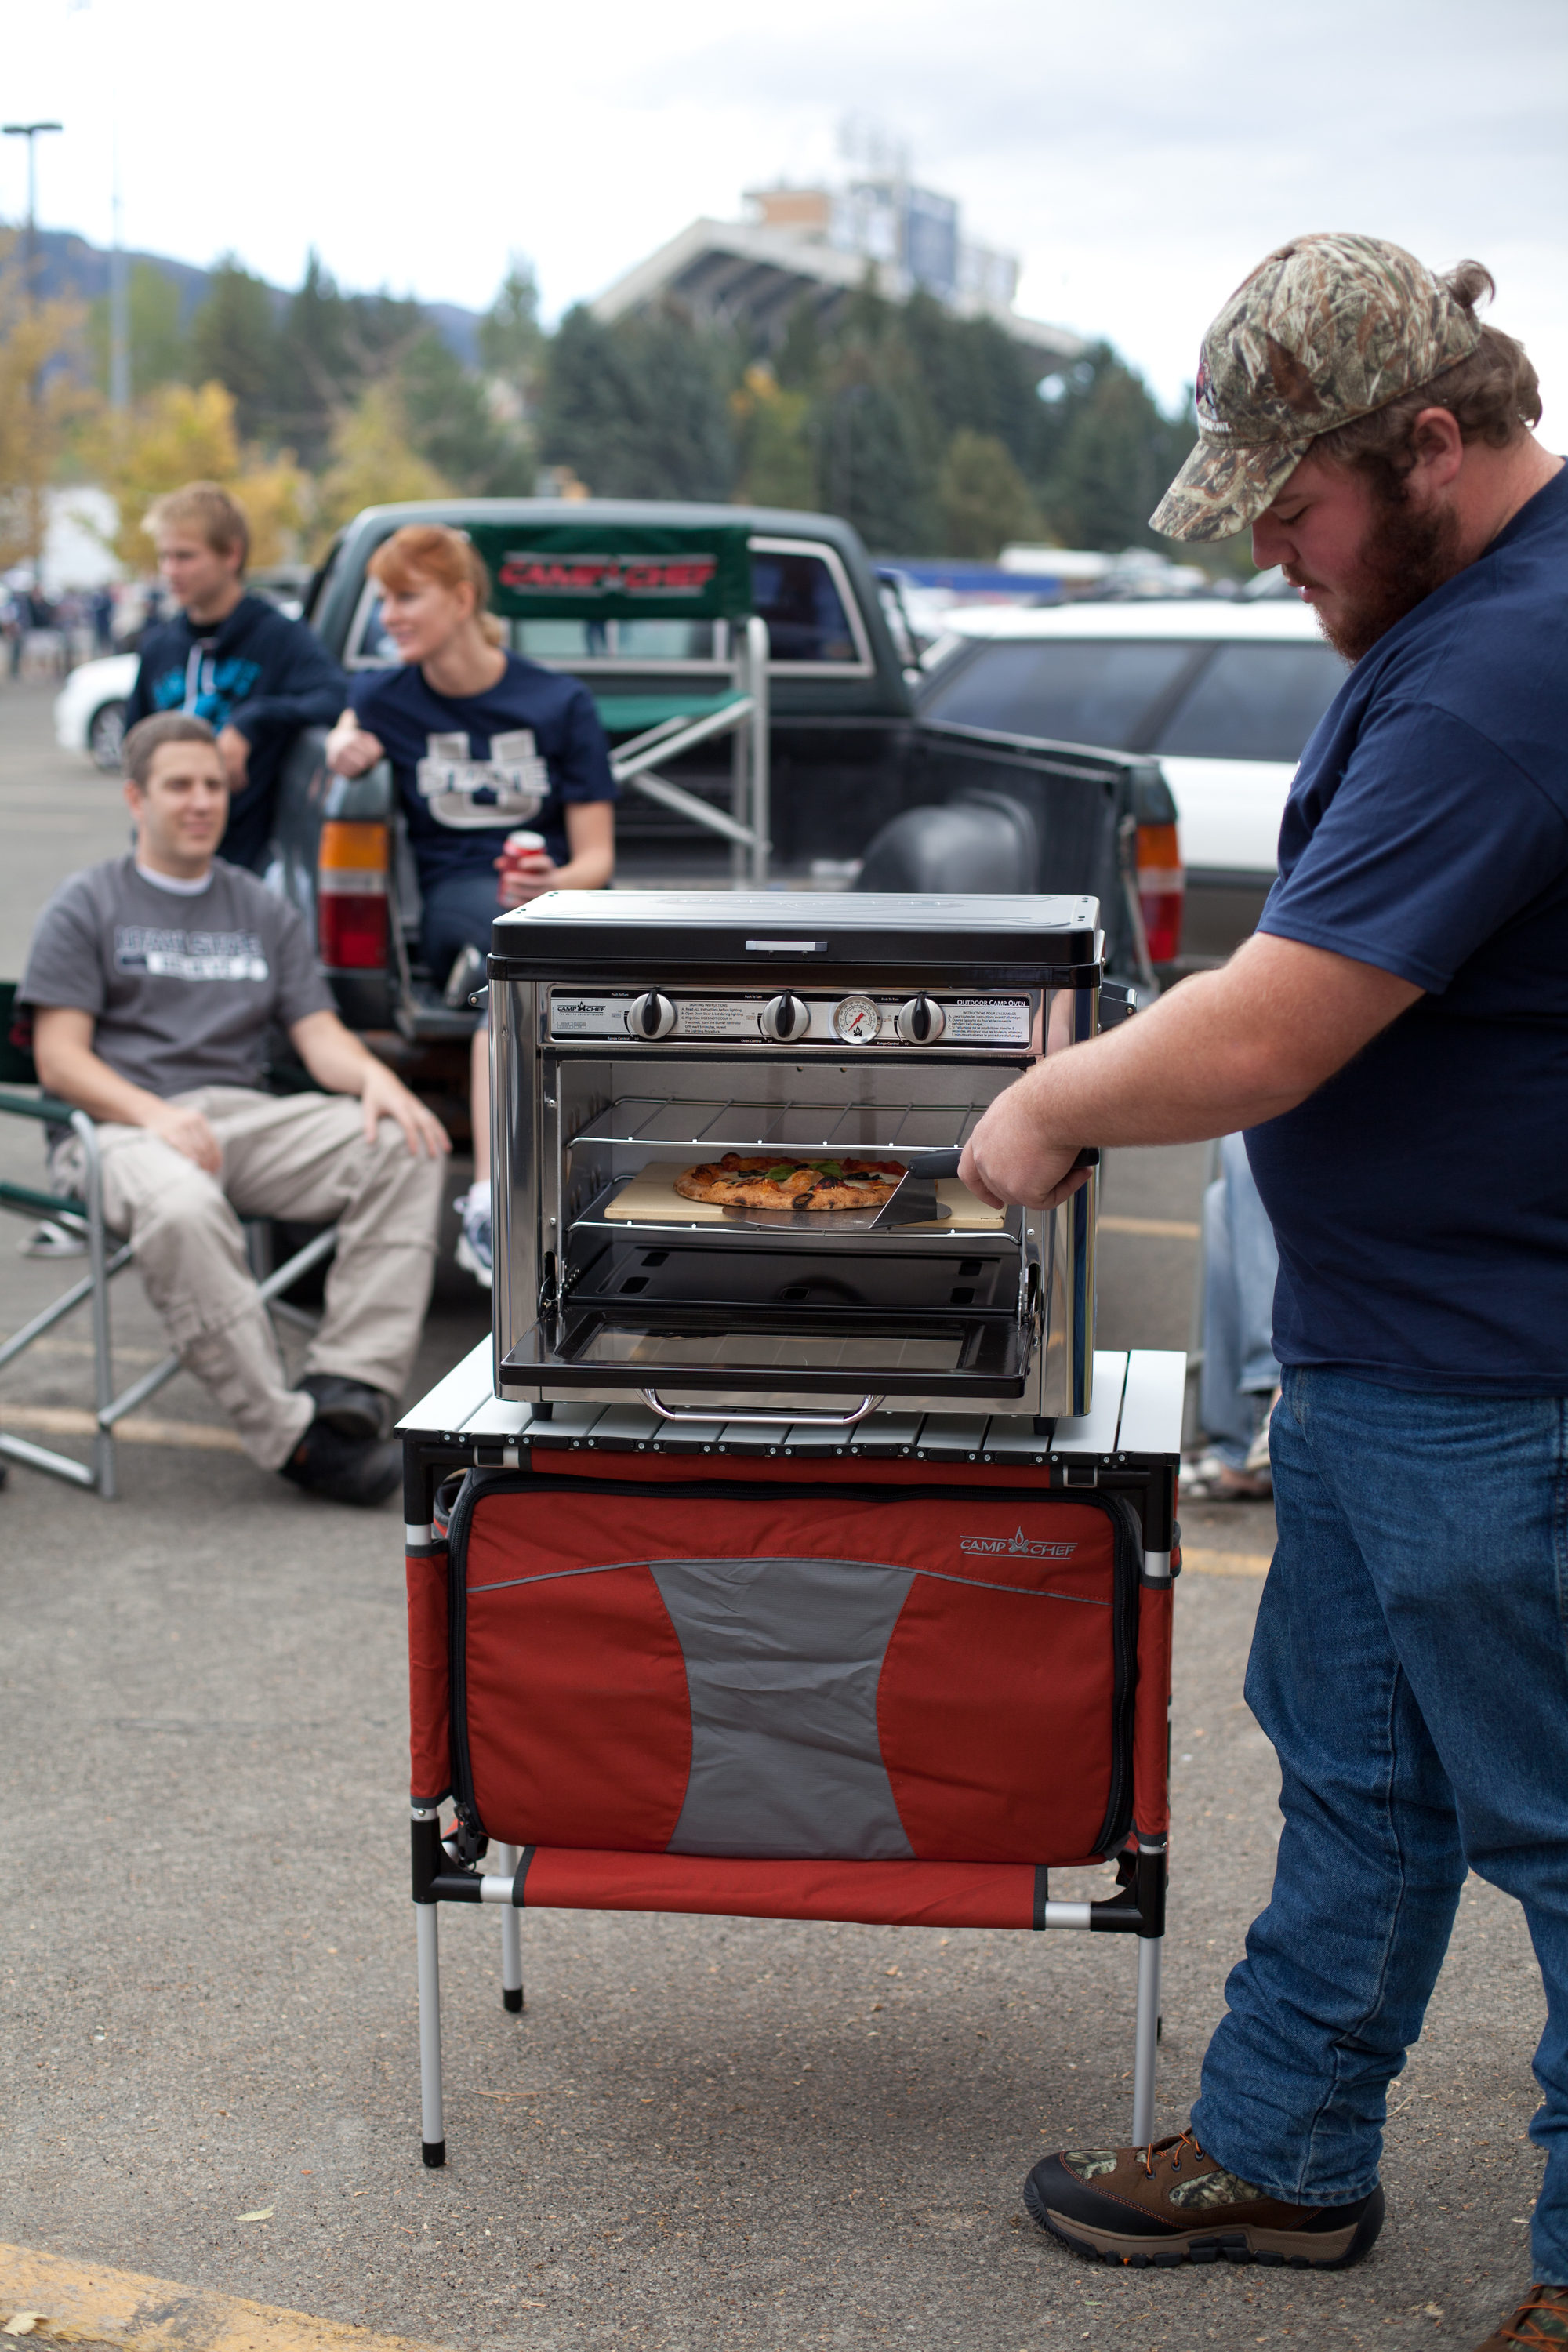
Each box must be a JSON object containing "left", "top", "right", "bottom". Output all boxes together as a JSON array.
[
  {"left": 318, "top": 819, "right": 388, "bottom": 970},
  {"left": 1136, "top": 820, "right": 1185, "bottom": 966}
]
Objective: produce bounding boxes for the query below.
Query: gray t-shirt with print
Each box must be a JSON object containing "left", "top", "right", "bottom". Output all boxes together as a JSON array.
[{"left": 20, "top": 855, "right": 335, "bottom": 1098}]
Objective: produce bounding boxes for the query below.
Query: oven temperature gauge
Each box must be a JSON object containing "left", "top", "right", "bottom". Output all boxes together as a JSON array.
[{"left": 831, "top": 994, "right": 882, "bottom": 1044}]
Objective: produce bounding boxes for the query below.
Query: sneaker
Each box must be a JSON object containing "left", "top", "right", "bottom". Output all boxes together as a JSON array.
[
  {"left": 20, "top": 1218, "right": 86, "bottom": 1258},
  {"left": 278, "top": 1415, "right": 401, "bottom": 1508},
  {"left": 1243, "top": 1386, "right": 1282, "bottom": 1479},
  {"left": 296, "top": 1372, "right": 393, "bottom": 1442},
  {"left": 455, "top": 1181, "right": 492, "bottom": 1290},
  {"left": 1181, "top": 1450, "right": 1272, "bottom": 1502},
  {"left": 1022, "top": 2130, "right": 1385, "bottom": 2269},
  {"left": 1473, "top": 2287, "right": 1568, "bottom": 2348}
]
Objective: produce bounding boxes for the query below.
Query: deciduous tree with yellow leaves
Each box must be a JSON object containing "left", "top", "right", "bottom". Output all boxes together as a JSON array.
[
  {"left": 0, "top": 245, "right": 91, "bottom": 572},
  {"left": 86, "top": 379, "right": 307, "bottom": 570}
]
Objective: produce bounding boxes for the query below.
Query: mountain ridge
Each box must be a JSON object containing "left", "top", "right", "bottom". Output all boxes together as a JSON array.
[{"left": 11, "top": 222, "right": 484, "bottom": 370}]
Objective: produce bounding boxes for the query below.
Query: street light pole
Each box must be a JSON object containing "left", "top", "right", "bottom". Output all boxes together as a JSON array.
[{"left": 3, "top": 121, "right": 64, "bottom": 305}]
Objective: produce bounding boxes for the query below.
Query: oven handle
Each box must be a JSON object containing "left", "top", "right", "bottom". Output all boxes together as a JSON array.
[{"left": 640, "top": 1389, "right": 885, "bottom": 1430}]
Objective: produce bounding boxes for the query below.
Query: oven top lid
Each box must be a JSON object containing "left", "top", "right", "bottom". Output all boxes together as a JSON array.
[{"left": 491, "top": 889, "right": 1102, "bottom": 971}]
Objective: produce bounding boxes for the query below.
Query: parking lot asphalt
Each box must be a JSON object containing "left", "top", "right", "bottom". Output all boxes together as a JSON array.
[{"left": 0, "top": 677, "right": 1550, "bottom": 2352}]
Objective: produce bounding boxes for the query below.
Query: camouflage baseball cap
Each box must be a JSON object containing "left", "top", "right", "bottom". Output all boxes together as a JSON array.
[{"left": 1152, "top": 233, "right": 1483, "bottom": 542}]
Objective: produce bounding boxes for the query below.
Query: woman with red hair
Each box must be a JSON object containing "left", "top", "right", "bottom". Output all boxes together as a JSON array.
[{"left": 326, "top": 523, "right": 615, "bottom": 1284}]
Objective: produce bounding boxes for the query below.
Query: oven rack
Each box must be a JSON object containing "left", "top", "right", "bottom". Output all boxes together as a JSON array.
[{"left": 564, "top": 1095, "right": 990, "bottom": 1156}]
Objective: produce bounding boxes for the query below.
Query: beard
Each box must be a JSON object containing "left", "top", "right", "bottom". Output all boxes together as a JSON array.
[{"left": 1304, "top": 492, "right": 1468, "bottom": 663}]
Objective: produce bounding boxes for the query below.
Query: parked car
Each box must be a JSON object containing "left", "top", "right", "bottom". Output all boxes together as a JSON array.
[
  {"left": 53, "top": 651, "right": 138, "bottom": 770},
  {"left": 916, "top": 597, "right": 1347, "bottom": 960}
]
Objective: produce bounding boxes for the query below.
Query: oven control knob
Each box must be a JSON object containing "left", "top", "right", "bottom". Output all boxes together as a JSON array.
[
  {"left": 758, "top": 992, "right": 811, "bottom": 1043},
  {"left": 895, "top": 993, "right": 946, "bottom": 1044},
  {"left": 628, "top": 990, "right": 678, "bottom": 1040}
]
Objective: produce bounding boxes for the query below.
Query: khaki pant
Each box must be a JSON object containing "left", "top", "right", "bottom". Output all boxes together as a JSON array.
[{"left": 53, "top": 1087, "right": 445, "bottom": 1471}]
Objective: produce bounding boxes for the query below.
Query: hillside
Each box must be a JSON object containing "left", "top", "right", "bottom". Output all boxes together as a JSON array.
[{"left": 22, "top": 223, "right": 482, "bottom": 368}]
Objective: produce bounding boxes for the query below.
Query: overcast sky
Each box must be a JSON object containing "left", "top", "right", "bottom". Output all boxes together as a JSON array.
[{"left": 6, "top": 0, "right": 1566, "bottom": 427}]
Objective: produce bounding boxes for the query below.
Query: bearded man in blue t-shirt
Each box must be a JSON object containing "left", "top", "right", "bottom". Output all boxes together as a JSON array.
[{"left": 959, "top": 235, "right": 1568, "bottom": 2350}]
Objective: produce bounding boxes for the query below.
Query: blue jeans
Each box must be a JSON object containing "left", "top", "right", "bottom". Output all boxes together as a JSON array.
[
  {"left": 420, "top": 868, "right": 504, "bottom": 990},
  {"left": 1191, "top": 1367, "right": 1568, "bottom": 2283},
  {"left": 1200, "top": 1133, "right": 1280, "bottom": 1470}
]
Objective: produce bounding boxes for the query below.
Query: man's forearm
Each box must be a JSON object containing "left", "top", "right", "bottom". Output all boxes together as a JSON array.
[
  {"left": 295, "top": 1036, "right": 373, "bottom": 1097},
  {"left": 1018, "top": 934, "right": 1423, "bottom": 1150},
  {"left": 34, "top": 1040, "right": 169, "bottom": 1131}
]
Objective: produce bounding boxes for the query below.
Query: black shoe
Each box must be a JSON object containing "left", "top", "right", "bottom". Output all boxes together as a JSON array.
[
  {"left": 279, "top": 1415, "right": 401, "bottom": 1508},
  {"left": 295, "top": 1373, "right": 394, "bottom": 1442},
  {"left": 1022, "top": 2132, "right": 1385, "bottom": 2270}
]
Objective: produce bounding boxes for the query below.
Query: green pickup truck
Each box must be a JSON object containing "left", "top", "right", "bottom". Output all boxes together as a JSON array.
[{"left": 269, "top": 498, "right": 1181, "bottom": 1071}]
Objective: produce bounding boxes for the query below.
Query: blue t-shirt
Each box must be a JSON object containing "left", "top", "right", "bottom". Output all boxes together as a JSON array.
[
  {"left": 347, "top": 653, "right": 615, "bottom": 887},
  {"left": 1246, "top": 462, "right": 1568, "bottom": 1396}
]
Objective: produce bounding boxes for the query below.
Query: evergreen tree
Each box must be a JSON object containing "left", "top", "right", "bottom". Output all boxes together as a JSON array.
[
  {"left": 399, "top": 328, "right": 531, "bottom": 495},
  {"left": 818, "top": 372, "right": 931, "bottom": 554},
  {"left": 812, "top": 286, "right": 938, "bottom": 552},
  {"left": 901, "top": 291, "right": 1042, "bottom": 477},
  {"left": 1039, "top": 354, "right": 1191, "bottom": 551},
  {"left": 936, "top": 429, "right": 1039, "bottom": 558},
  {"left": 774, "top": 297, "right": 823, "bottom": 397},
  {"left": 538, "top": 303, "right": 734, "bottom": 501},
  {"left": 187, "top": 256, "right": 280, "bottom": 443},
  {"left": 731, "top": 365, "right": 815, "bottom": 509},
  {"left": 478, "top": 256, "right": 546, "bottom": 419},
  {"left": 85, "top": 261, "right": 187, "bottom": 403}
]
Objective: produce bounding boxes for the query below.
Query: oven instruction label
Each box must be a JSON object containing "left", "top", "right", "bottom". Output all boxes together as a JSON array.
[
  {"left": 946, "top": 998, "right": 1032, "bottom": 1045},
  {"left": 672, "top": 1000, "right": 761, "bottom": 1040}
]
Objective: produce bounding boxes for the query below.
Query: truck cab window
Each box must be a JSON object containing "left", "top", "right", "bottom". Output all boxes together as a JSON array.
[{"left": 750, "top": 550, "right": 858, "bottom": 664}]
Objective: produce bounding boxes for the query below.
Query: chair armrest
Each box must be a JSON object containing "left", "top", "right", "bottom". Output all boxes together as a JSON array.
[{"left": 0, "top": 1085, "right": 78, "bottom": 1125}]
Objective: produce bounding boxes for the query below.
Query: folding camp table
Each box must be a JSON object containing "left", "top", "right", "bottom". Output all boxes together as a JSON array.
[{"left": 400, "top": 1343, "right": 1183, "bottom": 2169}]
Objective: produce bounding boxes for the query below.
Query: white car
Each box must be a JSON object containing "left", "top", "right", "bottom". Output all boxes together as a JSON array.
[
  {"left": 916, "top": 596, "right": 1347, "bottom": 891},
  {"left": 54, "top": 652, "right": 139, "bottom": 771}
]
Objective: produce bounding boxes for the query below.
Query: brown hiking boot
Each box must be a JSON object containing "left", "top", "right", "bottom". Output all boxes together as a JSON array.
[
  {"left": 1023, "top": 2129, "right": 1385, "bottom": 2269},
  {"left": 1473, "top": 2286, "right": 1568, "bottom": 2347}
]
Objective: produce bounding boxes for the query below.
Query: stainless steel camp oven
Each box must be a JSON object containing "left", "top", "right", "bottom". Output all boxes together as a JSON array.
[{"left": 487, "top": 891, "right": 1103, "bottom": 1423}]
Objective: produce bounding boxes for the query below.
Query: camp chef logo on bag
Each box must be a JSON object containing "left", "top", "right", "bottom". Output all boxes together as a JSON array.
[
  {"left": 960, "top": 1526, "right": 1080, "bottom": 1559},
  {"left": 495, "top": 551, "right": 720, "bottom": 600}
]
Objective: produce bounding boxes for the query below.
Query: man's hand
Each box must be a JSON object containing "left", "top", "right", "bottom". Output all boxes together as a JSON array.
[
  {"left": 289, "top": 1009, "right": 450, "bottom": 1155},
  {"left": 145, "top": 1099, "right": 222, "bottom": 1174},
  {"left": 216, "top": 724, "right": 251, "bottom": 793},
  {"left": 953, "top": 933, "right": 1423, "bottom": 1209},
  {"left": 325, "top": 712, "right": 386, "bottom": 779},
  {"left": 960, "top": 1074, "right": 1091, "bottom": 1212},
  {"left": 358, "top": 1058, "right": 451, "bottom": 1160}
]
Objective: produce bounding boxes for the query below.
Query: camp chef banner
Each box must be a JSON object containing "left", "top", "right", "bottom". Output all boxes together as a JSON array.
[{"left": 465, "top": 521, "right": 753, "bottom": 622}]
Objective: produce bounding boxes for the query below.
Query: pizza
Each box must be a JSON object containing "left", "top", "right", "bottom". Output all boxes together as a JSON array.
[{"left": 673, "top": 1152, "right": 904, "bottom": 1211}]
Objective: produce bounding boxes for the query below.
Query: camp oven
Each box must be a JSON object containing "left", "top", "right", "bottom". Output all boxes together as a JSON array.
[{"left": 487, "top": 891, "right": 1103, "bottom": 1425}]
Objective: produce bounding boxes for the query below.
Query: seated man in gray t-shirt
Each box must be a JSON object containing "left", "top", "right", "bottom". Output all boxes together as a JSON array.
[{"left": 19, "top": 711, "right": 450, "bottom": 1506}]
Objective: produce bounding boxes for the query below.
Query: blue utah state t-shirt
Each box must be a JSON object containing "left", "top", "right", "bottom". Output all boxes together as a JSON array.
[
  {"left": 1247, "top": 463, "right": 1568, "bottom": 1395},
  {"left": 348, "top": 653, "right": 615, "bottom": 886}
]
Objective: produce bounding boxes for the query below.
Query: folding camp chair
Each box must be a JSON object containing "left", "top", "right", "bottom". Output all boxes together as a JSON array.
[
  {"left": 0, "top": 982, "right": 339, "bottom": 1495},
  {"left": 398, "top": 1343, "right": 1183, "bottom": 2167}
]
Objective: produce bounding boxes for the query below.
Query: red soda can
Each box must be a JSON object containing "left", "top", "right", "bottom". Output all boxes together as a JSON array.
[{"left": 497, "top": 828, "right": 546, "bottom": 902}]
